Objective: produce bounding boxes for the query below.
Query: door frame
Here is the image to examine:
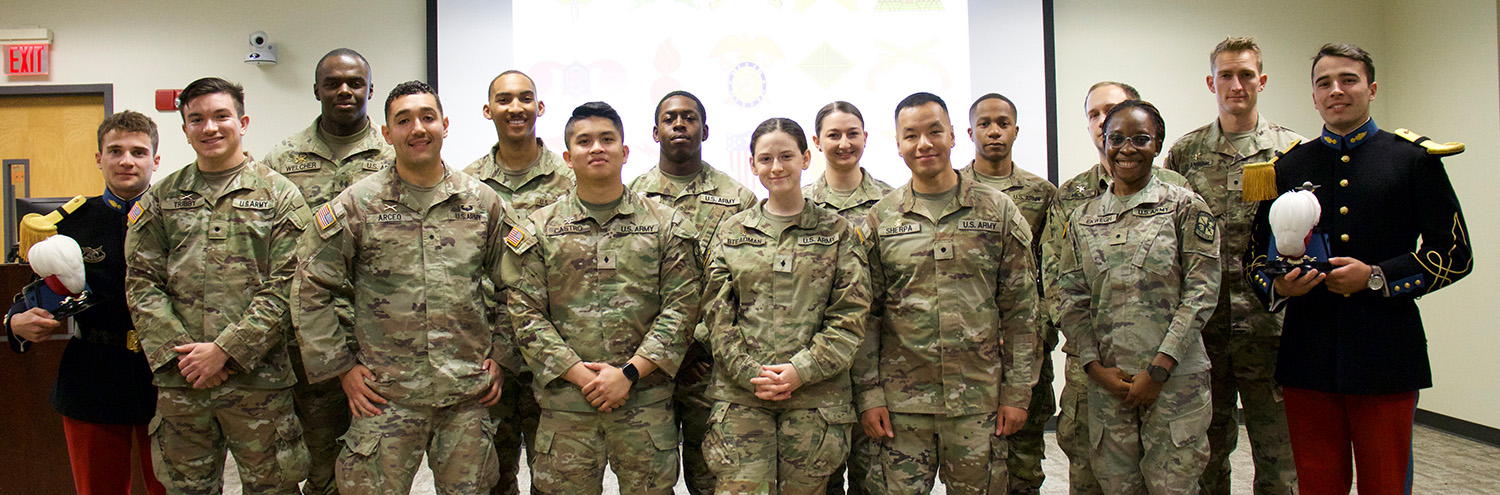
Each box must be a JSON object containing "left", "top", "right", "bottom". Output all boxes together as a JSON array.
[{"left": 0, "top": 83, "right": 113, "bottom": 114}]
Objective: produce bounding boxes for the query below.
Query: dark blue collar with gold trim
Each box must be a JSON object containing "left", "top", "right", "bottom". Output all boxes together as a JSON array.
[
  {"left": 102, "top": 188, "right": 142, "bottom": 215},
  {"left": 1319, "top": 119, "right": 1379, "bottom": 151}
]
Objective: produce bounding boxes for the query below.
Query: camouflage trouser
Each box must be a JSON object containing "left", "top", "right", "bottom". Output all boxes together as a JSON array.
[
  {"left": 703, "top": 401, "right": 855, "bottom": 494},
  {"left": 1199, "top": 331, "right": 1297, "bottom": 495},
  {"left": 489, "top": 370, "right": 541, "bottom": 495},
  {"left": 876, "top": 411, "right": 1008, "bottom": 495},
  {"left": 336, "top": 398, "right": 499, "bottom": 495},
  {"left": 289, "top": 345, "right": 350, "bottom": 495},
  {"left": 1008, "top": 330, "right": 1058, "bottom": 495},
  {"left": 826, "top": 426, "right": 882, "bottom": 495},
  {"left": 531, "top": 401, "right": 680, "bottom": 495},
  {"left": 1088, "top": 370, "right": 1211, "bottom": 495},
  {"left": 677, "top": 360, "right": 716, "bottom": 495},
  {"left": 1057, "top": 354, "right": 1103, "bottom": 495},
  {"left": 149, "top": 386, "right": 308, "bottom": 495}
]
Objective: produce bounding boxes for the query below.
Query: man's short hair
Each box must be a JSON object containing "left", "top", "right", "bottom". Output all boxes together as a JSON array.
[
  {"left": 894, "top": 92, "right": 948, "bottom": 122},
  {"left": 814, "top": 101, "right": 864, "bottom": 135},
  {"left": 1211, "top": 36, "right": 1262, "bottom": 72},
  {"left": 565, "top": 101, "right": 625, "bottom": 143},
  {"left": 178, "top": 77, "right": 245, "bottom": 120},
  {"left": 654, "top": 90, "right": 707, "bottom": 124},
  {"left": 1102, "top": 99, "right": 1167, "bottom": 149},
  {"left": 97, "top": 110, "right": 159, "bottom": 153},
  {"left": 969, "top": 93, "right": 1018, "bottom": 122},
  {"left": 315, "top": 48, "right": 372, "bottom": 80},
  {"left": 384, "top": 80, "right": 443, "bottom": 119},
  {"left": 1312, "top": 43, "right": 1375, "bottom": 82},
  {"left": 487, "top": 69, "right": 537, "bottom": 98},
  {"left": 1084, "top": 81, "right": 1140, "bottom": 111}
]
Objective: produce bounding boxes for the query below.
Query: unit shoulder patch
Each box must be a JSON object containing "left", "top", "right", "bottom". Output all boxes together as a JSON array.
[{"left": 1194, "top": 211, "right": 1217, "bottom": 242}]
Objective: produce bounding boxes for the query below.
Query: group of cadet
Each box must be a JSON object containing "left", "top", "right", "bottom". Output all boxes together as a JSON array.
[{"left": 3, "top": 33, "right": 1471, "bottom": 495}]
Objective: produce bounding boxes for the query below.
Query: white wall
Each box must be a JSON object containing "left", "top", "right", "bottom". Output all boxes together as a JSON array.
[{"left": 0, "top": 0, "right": 427, "bottom": 176}]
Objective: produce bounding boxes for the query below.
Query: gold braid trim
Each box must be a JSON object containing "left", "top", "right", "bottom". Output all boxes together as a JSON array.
[{"left": 1417, "top": 213, "right": 1472, "bottom": 292}]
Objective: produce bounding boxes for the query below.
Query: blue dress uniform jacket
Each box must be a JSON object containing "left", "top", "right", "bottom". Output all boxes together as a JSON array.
[
  {"left": 5, "top": 194, "right": 157, "bottom": 424},
  {"left": 1246, "top": 121, "right": 1472, "bottom": 395}
]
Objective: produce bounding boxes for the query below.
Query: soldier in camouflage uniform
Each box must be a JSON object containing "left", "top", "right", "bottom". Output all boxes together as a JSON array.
[
  {"left": 628, "top": 90, "right": 756, "bottom": 495},
  {"left": 1040, "top": 82, "right": 1188, "bottom": 495},
  {"left": 1057, "top": 100, "right": 1218, "bottom": 495},
  {"left": 854, "top": 93, "right": 1039, "bottom": 495},
  {"left": 957, "top": 93, "right": 1057, "bottom": 495},
  {"left": 463, "top": 69, "right": 576, "bottom": 495},
  {"left": 1164, "top": 38, "right": 1302, "bottom": 495},
  {"left": 701, "top": 118, "right": 869, "bottom": 495},
  {"left": 260, "top": 48, "right": 393, "bottom": 495},
  {"left": 509, "top": 102, "right": 700, "bottom": 495},
  {"left": 296, "top": 81, "right": 510, "bottom": 495},
  {"left": 125, "top": 77, "right": 310, "bottom": 494},
  {"left": 804, "top": 101, "right": 891, "bottom": 495}
]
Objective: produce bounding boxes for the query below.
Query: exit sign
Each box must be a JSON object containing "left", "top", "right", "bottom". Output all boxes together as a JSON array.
[{"left": 5, "top": 43, "right": 50, "bottom": 76}]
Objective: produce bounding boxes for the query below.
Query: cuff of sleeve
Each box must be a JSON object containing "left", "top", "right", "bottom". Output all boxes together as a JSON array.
[
  {"left": 212, "top": 329, "right": 256, "bottom": 374},
  {"left": 1001, "top": 386, "right": 1032, "bottom": 410},
  {"left": 855, "top": 387, "right": 886, "bottom": 413},
  {"left": 692, "top": 322, "right": 712, "bottom": 353},
  {"left": 146, "top": 336, "right": 193, "bottom": 373},
  {"left": 537, "top": 354, "right": 583, "bottom": 388},
  {"left": 636, "top": 344, "right": 680, "bottom": 379},
  {"left": 789, "top": 350, "right": 827, "bottom": 386},
  {"left": 304, "top": 350, "right": 356, "bottom": 383},
  {"left": 1078, "top": 346, "right": 1100, "bottom": 367},
  {"left": 1156, "top": 323, "right": 1191, "bottom": 363}
]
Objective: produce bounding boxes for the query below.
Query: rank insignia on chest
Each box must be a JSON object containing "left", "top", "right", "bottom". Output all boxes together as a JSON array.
[{"left": 1195, "top": 212, "right": 1217, "bottom": 242}]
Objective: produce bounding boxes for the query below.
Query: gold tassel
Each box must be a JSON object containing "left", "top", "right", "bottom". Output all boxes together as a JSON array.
[
  {"left": 1242, "top": 162, "right": 1278, "bottom": 202},
  {"left": 18, "top": 195, "right": 87, "bottom": 262}
]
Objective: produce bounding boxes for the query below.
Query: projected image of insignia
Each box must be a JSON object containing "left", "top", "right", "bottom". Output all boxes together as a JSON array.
[
  {"left": 799, "top": 43, "right": 853, "bottom": 88},
  {"left": 724, "top": 131, "right": 757, "bottom": 189},
  {"left": 533, "top": 59, "right": 628, "bottom": 99},
  {"left": 728, "top": 62, "right": 767, "bottom": 108},
  {"left": 875, "top": 0, "right": 943, "bottom": 11},
  {"left": 867, "top": 40, "right": 949, "bottom": 90},
  {"left": 652, "top": 39, "right": 684, "bottom": 98},
  {"left": 563, "top": 62, "right": 591, "bottom": 97}
]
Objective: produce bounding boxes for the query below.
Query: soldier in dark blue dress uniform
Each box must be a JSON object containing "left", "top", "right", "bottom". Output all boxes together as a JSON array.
[
  {"left": 5, "top": 110, "right": 165, "bottom": 495},
  {"left": 1245, "top": 43, "right": 1472, "bottom": 495}
]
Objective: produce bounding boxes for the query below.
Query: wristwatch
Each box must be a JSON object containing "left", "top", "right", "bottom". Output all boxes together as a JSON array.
[
  {"left": 1366, "top": 265, "right": 1386, "bottom": 292},
  {"left": 1147, "top": 364, "right": 1172, "bottom": 383},
  {"left": 621, "top": 363, "right": 640, "bottom": 384}
]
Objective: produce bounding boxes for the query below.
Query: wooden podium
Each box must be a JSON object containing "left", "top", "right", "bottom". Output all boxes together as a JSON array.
[{"left": 0, "top": 263, "right": 152, "bottom": 494}]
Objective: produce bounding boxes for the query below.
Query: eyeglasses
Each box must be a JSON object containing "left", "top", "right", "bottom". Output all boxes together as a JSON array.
[{"left": 1105, "top": 133, "right": 1155, "bottom": 148}]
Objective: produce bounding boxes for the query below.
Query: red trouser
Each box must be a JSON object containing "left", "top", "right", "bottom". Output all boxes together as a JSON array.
[
  {"left": 1281, "top": 386, "right": 1416, "bottom": 495},
  {"left": 61, "top": 416, "right": 166, "bottom": 495}
]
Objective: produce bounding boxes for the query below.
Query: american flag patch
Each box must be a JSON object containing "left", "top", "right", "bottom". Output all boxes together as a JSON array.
[
  {"left": 506, "top": 227, "right": 526, "bottom": 248},
  {"left": 127, "top": 202, "right": 144, "bottom": 225},
  {"left": 315, "top": 203, "right": 337, "bottom": 230}
]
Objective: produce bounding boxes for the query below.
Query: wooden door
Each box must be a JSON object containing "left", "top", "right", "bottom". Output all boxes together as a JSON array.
[{"left": 0, "top": 94, "right": 107, "bottom": 251}]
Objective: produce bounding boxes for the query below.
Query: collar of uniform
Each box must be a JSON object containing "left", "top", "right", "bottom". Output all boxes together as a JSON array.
[
  {"left": 1090, "top": 162, "right": 1111, "bottom": 192},
  {"left": 377, "top": 162, "right": 461, "bottom": 212},
  {"left": 807, "top": 168, "right": 885, "bottom": 210},
  {"left": 638, "top": 160, "right": 722, "bottom": 199},
  {"left": 741, "top": 198, "right": 820, "bottom": 233},
  {"left": 1102, "top": 175, "right": 1166, "bottom": 214},
  {"left": 896, "top": 169, "right": 976, "bottom": 214},
  {"left": 181, "top": 152, "right": 257, "bottom": 200},
  {"left": 290, "top": 116, "right": 385, "bottom": 162},
  {"left": 481, "top": 138, "right": 562, "bottom": 188},
  {"left": 102, "top": 187, "right": 142, "bottom": 214},
  {"left": 1319, "top": 118, "right": 1379, "bottom": 151},
  {"left": 1210, "top": 115, "right": 1280, "bottom": 157},
  {"left": 557, "top": 187, "right": 640, "bottom": 225},
  {"left": 959, "top": 161, "right": 1020, "bottom": 191}
]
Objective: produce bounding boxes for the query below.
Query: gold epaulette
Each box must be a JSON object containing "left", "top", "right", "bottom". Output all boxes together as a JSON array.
[
  {"left": 1242, "top": 140, "right": 1301, "bottom": 202},
  {"left": 18, "top": 196, "right": 86, "bottom": 262},
  {"left": 1394, "top": 128, "right": 1465, "bottom": 156}
]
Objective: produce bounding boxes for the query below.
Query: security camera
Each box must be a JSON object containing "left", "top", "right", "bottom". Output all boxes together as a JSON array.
[{"left": 245, "top": 31, "right": 277, "bottom": 66}]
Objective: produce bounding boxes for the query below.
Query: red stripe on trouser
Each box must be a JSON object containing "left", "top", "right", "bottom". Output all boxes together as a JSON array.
[
  {"left": 1282, "top": 386, "right": 1417, "bottom": 495},
  {"left": 61, "top": 416, "right": 166, "bottom": 495}
]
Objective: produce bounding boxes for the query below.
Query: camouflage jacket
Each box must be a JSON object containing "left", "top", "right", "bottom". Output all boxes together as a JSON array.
[
  {"left": 1166, "top": 117, "right": 1302, "bottom": 336},
  {"left": 704, "top": 200, "right": 870, "bottom": 409},
  {"left": 261, "top": 117, "right": 393, "bottom": 209},
  {"left": 462, "top": 139, "right": 576, "bottom": 213},
  {"left": 1042, "top": 163, "right": 1187, "bottom": 354},
  {"left": 125, "top": 156, "right": 311, "bottom": 389},
  {"left": 508, "top": 189, "right": 701, "bottom": 412},
  {"left": 958, "top": 162, "right": 1056, "bottom": 244},
  {"left": 1057, "top": 176, "right": 1220, "bottom": 375},
  {"left": 853, "top": 174, "right": 1039, "bottom": 415},
  {"left": 802, "top": 168, "right": 894, "bottom": 231},
  {"left": 295, "top": 165, "right": 519, "bottom": 407},
  {"left": 629, "top": 161, "right": 757, "bottom": 255}
]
